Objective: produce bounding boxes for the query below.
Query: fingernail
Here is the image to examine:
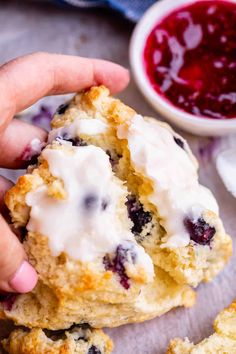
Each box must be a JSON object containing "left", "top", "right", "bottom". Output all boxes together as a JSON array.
[{"left": 9, "top": 260, "right": 38, "bottom": 293}]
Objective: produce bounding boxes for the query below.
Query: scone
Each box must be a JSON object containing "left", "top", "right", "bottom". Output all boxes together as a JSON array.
[
  {"left": 47, "top": 86, "right": 231, "bottom": 287},
  {"left": 0, "top": 86, "right": 230, "bottom": 330},
  {"left": 2, "top": 325, "right": 113, "bottom": 354},
  {"left": 167, "top": 300, "right": 236, "bottom": 353}
]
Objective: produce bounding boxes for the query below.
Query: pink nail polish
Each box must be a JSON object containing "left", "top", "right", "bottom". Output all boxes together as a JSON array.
[{"left": 9, "top": 261, "right": 38, "bottom": 293}]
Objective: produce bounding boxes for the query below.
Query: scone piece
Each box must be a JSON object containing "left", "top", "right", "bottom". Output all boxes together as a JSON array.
[
  {"left": 2, "top": 325, "right": 113, "bottom": 354},
  {"left": 2, "top": 128, "right": 195, "bottom": 329},
  {"left": 0, "top": 266, "right": 195, "bottom": 329},
  {"left": 167, "top": 301, "right": 236, "bottom": 354},
  {"left": 47, "top": 85, "right": 231, "bottom": 287}
]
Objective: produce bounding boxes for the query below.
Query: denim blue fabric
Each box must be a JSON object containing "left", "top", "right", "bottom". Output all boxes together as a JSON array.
[{"left": 52, "top": 0, "right": 157, "bottom": 22}]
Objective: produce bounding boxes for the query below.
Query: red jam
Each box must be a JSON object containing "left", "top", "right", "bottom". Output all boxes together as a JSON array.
[{"left": 143, "top": 1, "right": 236, "bottom": 119}]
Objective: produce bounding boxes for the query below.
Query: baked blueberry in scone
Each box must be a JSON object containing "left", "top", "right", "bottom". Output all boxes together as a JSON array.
[
  {"left": 2, "top": 325, "right": 113, "bottom": 354},
  {"left": 167, "top": 301, "right": 236, "bottom": 354},
  {"left": 1, "top": 86, "right": 230, "bottom": 332}
]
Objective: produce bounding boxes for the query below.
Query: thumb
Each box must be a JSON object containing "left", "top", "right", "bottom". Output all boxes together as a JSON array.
[{"left": 0, "top": 214, "right": 38, "bottom": 293}]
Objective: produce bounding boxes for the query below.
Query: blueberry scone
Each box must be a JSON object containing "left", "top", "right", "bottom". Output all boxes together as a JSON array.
[
  {"left": 167, "top": 301, "right": 236, "bottom": 353},
  {"left": 2, "top": 325, "right": 113, "bottom": 354},
  {"left": 0, "top": 111, "right": 195, "bottom": 328},
  {"left": 0, "top": 86, "right": 230, "bottom": 330},
  {"left": 47, "top": 86, "right": 231, "bottom": 287}
]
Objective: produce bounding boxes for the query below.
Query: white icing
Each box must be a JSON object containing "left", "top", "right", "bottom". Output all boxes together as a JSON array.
[
  {"left": 48, "top": 118, "right": 107, "bottom": 143},
  {"left": 22, "top": 138, "right": 46, "bottom": 161},
  {"left": 216, "top": 148, "right": 236, "bottom": 198},
  {"left": 25, "top": 145, "right": 154, "bottom": 278},
  {"left": 30, "top": 138, "right": 45, "bottom": 153},
  {"left": 117, "top": 114, "right": 219, "bottom": 248}
]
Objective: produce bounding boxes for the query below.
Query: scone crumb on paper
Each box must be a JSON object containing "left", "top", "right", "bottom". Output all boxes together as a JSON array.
[{"left": 167, "top": 300, "right": 236, "bottom": 354}]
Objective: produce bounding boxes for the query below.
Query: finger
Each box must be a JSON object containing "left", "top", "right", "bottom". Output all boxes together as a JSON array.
[
  {"left": 0, "top": 119, "right": 47, "bottom": 169},
  {"left": 0, "top": 52, "right": 130, "bottom": 132},
  {"left": 0, "top": 215, "right": 38, "bottom": 293}
]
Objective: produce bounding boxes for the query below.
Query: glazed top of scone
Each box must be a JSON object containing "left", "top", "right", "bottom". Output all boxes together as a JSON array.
[
  {"left": 117, "top": 114, "right": 218, "bottom": 247},
  {"left": 26, "top": 143, "right": 154, "bottom": 278},
  {"left": 16, "top": 84, "right": 222, "bottom": 274}
]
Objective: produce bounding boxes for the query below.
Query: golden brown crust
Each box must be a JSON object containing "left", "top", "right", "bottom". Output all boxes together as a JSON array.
[{"left": 5, "top": 174, "right": 41, "bottom": 227}]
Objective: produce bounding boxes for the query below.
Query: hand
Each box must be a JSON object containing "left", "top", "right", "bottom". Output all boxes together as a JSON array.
[{"left": 0, "top": 52, "right": 129, "bottom": 294}]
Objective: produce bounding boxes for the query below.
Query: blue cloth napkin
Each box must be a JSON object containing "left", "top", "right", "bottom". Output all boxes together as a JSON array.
[{"left": 52, "top": 0, "right": 156, "bottom": 22}]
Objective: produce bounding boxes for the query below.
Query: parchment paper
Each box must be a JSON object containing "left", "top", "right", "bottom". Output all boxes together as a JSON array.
[{"left": 0, "top": 2, "right": 235, "bottom": 353}]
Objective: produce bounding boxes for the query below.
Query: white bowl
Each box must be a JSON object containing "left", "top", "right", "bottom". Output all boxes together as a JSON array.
[{"left": 130, "top": 0, "right": 236, "bottom": 136}]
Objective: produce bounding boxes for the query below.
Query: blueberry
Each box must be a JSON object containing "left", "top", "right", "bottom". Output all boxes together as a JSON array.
[
  {"left": 106, "top": 150, "right": 114, "bottom": 166},
  {"left": 103, "top": 244, "right": 136, "bottom": 290},
  {"left": 106, "top": 150, "right": 122, "bottom": 167},
  {"left": 0, "top": 293, "right": 17, "bottom": 311},
  {"left": 26, "top": 154, "right": 39, "bottom": 165},
  {"left": 184, "top": 217, "right": 216, "bottom": 245},
  {"left": 84, "top": 195, "right": 99, "bottom": 211},
  {"left": 88, "top": 346, "right": 101, "bottom": 354},
  {"left": 57, "top": 103, "right": 69, "bottom": 115},
  {"left": 72, "top": 137, "right": 87, "bottom": 147},
  {"left": 19, "top": 143, "right": 44, "bottom": 165},
  {"left": 83, "top": 195, "right": 109, "bottom": 212},
  {"left": 101, "top": 199, "right": 108, "bottom": 210},
  {"left": 174, "top": 136, "right": 185, "bottom": 149},
  {"left": 126, "top": 196, "right": 152, "bottom": 235},
  {"left": 0, "top": 294, "right": 12, "bottom": 302},
  {"left": 56, "top": 134, "right": 87, "bottom": 147}
]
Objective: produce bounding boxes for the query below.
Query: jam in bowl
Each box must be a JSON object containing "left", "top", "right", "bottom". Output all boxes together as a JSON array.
[{"left": 130, "top": 0, "right": 236, "bottom": 135}]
